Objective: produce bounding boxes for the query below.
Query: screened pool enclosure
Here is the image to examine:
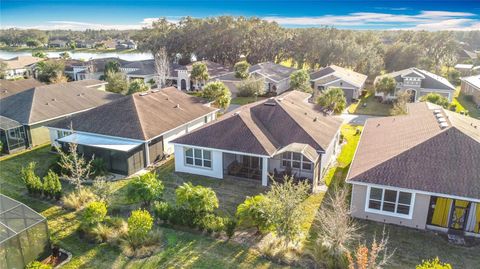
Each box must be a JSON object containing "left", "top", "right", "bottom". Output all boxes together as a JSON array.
[
  {"left": 0, "top": 116, "right": 27, "bottom": 154},
  {"left": 0, "top": 194, "right": 51, "bottom": 269}
]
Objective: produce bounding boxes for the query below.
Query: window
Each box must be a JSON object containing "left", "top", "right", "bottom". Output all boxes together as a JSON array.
[
  {"left": 281, "top": 152, "right": 313, "bottom": 171},
  {"left": 367, "top": 187, "right": 413, "bottom": 217},
  {"left": 185, "top": 147, "right": 211, "bottom": 168}
]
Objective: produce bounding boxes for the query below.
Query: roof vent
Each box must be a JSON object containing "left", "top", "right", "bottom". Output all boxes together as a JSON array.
[
  {"left": 437, "top": 117, "right": 446, "bottom": 123},
  {"left": 139, "top": 92, "right": 149, "bottom": 96},
  {"left": 51, "top": 98, "right": 56, "bottom": 101},
  {"left": 435, "top": 113, "right": 443, "bottom": 119},
  {"left": 439, "top": 122, "right": 449, "bottom": 129},
  {"left": 313, "top": 117, "right": 318, "bottom": 122},
  {"left": 433, "top": 109, "right": 442, "bottom": 114},
  {"left": 151, "top": 89, "right": 160, "bottom": 93},
  {"left": 174, "top": 104, "right": 180, "bottom": 108}
]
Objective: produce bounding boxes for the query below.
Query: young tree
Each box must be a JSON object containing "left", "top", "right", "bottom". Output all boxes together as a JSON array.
[
  {"left": 104, "top": 60, "right": 120, "bottom": 75},
  {"left": 312, "top": 188, "right": 360, "bottom": 267},
  {"left": 190, "top": 62, "right": 209, "bottom": 90},
  {"left": 265, "top": 176, "right": 310, "bottom": 246},
  {"left": 105, "top": 70, "right": 128, "bottom": 94},
  {"left": 42, "top": 170, "right": 62, "bottom": 199},
  {"left": 419, "top": 93, "right": 450, "bottom": 108},
  {"left": 21, "top": 162, "right": 43, "bottom": 195},
  {"left": 236, "top": 195, "right": 272, "bottom": 233},
  {"left": 347, "top": 229, "right": 394, "bottom": 269},
  {"left": 56, "top": 142, "right": 93, "bottom": 190},
  {"left": 82, "top": 201, "right": 107, "bottom": 227},
  {"left": 36, "top": 60, "right": 65, "bottom": 83},
  {"left": 91, "top": 179, "right": 114, "bottom": 203},
  {"left": 202, "top": 81, "right": 231, "bottom": 110},
  {"left": 290, "top": 69, "right": 312, "bottom": 93},
  {"left": 234, "top": 61, "right": 250, "bottom": 79},
  {"left": 176, "top": 182, "right": 219, "bottom": 216},
  {"left": 375, "top": 76, "right": 396, "bottom": 97},
  {"left": 317, "top": 87, "right": 347, "bottom": 114},
  {"left": 236, "top": 76, "right": 266, "bottom": 97},
  {"left": 126, "top": 172, "right": 164, "bottom": 207},
  {"left": 127, "top": 79, "right": 149, "bottom": 95},
  {"left": 390, "top": 91, "right": 410, "bottom": 116},
  {"left": 127, "top": 209, "right": 153, "bottom": 240}
]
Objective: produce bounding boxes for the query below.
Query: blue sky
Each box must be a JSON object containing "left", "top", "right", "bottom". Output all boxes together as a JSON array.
[{"left": 1, "top": 0, "right": 479, "bottom": 30}]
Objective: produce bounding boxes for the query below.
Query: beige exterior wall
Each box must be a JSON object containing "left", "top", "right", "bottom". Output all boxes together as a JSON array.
[
  {"left": 29, "top": 125, "right": 51, "bottom": 146},
  {"left": 461, "top": 80, "right": 480, "bottom": 105},
  {"left": 350, "top": 184, "right": 431, "bottom": 230}
]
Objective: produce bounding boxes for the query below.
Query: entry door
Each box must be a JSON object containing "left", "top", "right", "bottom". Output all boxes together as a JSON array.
[{"left": 449, "top": 200, "right": 470, "bottom": 231}]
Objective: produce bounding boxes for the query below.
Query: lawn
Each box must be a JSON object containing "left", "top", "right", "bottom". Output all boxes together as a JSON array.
[
  {"left": 0, "top": 146, "right": 291, "bottom": 269},
  {"left": 451, "top": 86, "right": 480, "bottom": 119},
  {"left": 347, "top": 93, "right": 392, "bottom": 116},
  {"left": 230, "top": 96, "right": 267, "bottom": 106}
]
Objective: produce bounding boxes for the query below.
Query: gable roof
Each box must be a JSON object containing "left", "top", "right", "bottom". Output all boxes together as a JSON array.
[
  {"left": 180, "top": 60, "right": 232, "bottom": 78},
  {"left": 0, "top": 79, "right": 44, "bottom": 99},
  {"left": 347, "top": 102, "right": 480, "bottom": 200},
  {"left": 172, "top": 90, "right": 343, "bottom": 156},
  {"left": 310, "top": 65, "right": 367, "bottom": 88},
  {"left": 462, "top": 74, "right": 480, "bottom": 89},
  {"left": 1, "top": 56, "right": 43, "bottom": 70},
  {"left": 376, "top": 68, "right": 455, "bottom": 91},
  {"left": 0, "top": 82, "right": 121, "bottom": 125},
  {"left": 249, "top": 62, "right": 297, "bottom": 83},
  {"left": 48, "top": 87, "right": 218, "bottom": 141}
]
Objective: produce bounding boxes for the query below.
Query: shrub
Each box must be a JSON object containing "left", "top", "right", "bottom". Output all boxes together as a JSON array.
[
  {"left": 153, "top": 201, "right": 171, "bottom": 222},
  {"left": 42, "top": 170, "right": 62, "bottom": 199},
  {"left": 90, "top": 223, "right": 113, "bottom": 243},
  {"left": 224, "top": 218, "right": 237, "bottom": 239},
  {"left": 128, "top": 209, "right": 153, "bottom": 240},
  {"left": 202, "top": 81, "right": 231, "bottom": 110},
  {"left": 198, "top": 213, "right": 225, "bottom": 233},
  {"left": 420, "top": 93, "right": 450, "bottom": 108},
  {"left": 91, "top": 179, "right": 113, "bottom": 202},
  {"left": 416, "top": 257, "right": 452, "bottom": 269},
  {"left": 176, "top": 182, "right": 219, "bottom": 217},
  {"left": 237, "top": 76, "right": 265, "bottom": 97},
  {"left": 167, "top": 206, "right": 195, "bottom": 227},
  {"left": 449, "top": 103, "right": 457, "bottom": 111},
  {"left": 21, "top": 162, "right": 43, "bottom": 195},
  {"left": 236, "top": 195, "right": 272, "bottom": 233},
  {"left": 234, "top": 61, "right": 250, "bottom": 79},
  {"left": 120, "top": 229, "right": 162, "bottom": 258},
  {"left": 91, "top": 158, "right": 108, "bottom": 177},
  {"left": 62, "top": 188, "right": 96, "bottom": 211},
  {"left": 82, "top": 201, "right": 108, "bottom": 227},
  {"left": 126, "top": 172, "right": 164, "bottom": 207},
  {"left": 25, "top": 261, "right": 52, "bottom": 269}
]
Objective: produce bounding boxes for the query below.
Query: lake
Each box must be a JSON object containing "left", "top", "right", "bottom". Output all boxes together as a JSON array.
[{"left": 0, "top": 50, "right": 153, "bottom": 61}]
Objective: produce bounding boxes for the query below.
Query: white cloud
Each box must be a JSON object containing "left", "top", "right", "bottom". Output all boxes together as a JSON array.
[{"left": 263, "top": 10, "right": 479, "bottom": 31}]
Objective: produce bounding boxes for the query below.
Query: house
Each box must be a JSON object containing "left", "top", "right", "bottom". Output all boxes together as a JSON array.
[
  {"left": 116, "top": 40, "right": 137, "bottom": 50},
  {"left": 457, "top": 49, "right": 478, "bottom": 63},
  {"left": 455, "top": 64, "right": 474, "bottom": 76},
  {"left": 48, "top": 39, "right": 68, "bottom": 48},
  {"left": 346, "top": 102, "right": 480, "bottom": 237},
  {"left": 176, "top": 60, "right": 232, "bottom": 91},
  {"left": 171, "top": 90, "right": 343, "bottom": 189},
  {"left": 216, "top": 62, "right": 297, "bottom": 96},
  {"left": 47, "top": 87, "right": 218, "bottom": 175},
  {"left": 0, "top": 56, "right": 44, "bottom": 79},
  {"left": 0, "top": 78, "right": 44, "bottom": 99},
  {"left": 310, "top": 65, "right": 367, "bottom": 103},
  {"left": 65, "top": 57, "right": 130, "bottom": 81},
  {"left": 374, "top": 68, "right": 456, "bottom": 102},
  {"left": 0, "top": 82, "right": 121, "bottom": 153},
  {"left": 461, "top": 75, "right": 480, "bottom": 106},
  {"left": 75, "top": 40, "right": 95, "bottom": 48},
  {"left": 68, "top": 79, "right": 108, "bottom": 91}
]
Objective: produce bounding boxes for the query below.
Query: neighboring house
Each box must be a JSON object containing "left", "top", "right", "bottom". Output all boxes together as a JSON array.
[
  {"left": 216, "top": 62, "right": 297, "bottom": 96},
  {"left": 0, "top": 56, "right": 43, "bottom": 79},
  {"left": 177, "top": 60, "right": 231, "bottom": 91},
  {"left": 116, "top": 40, "right": 137, "bottom": 50},
  {"left": 48, "top": 39, "right": 68, "bottom": 48},
  {"left": 455, "top": 64, "right": 474, "bottom": 76},
  {"left": 347, "top": 102, "right": 480, "bottom": 237},
  {"left": 457, "top": 49, "right": 478, "bottom": 63},
  {"left": 0, "top": 82, "right": 121, "bottom": 152},
  {"left": 48, "top": 87, "right": 218, "bottom": 175},
  {"left": 310, "top": 65, "right": 367, "bottom": 103},
  {"left": 461, "top": 75, "right": 480, "bottom": 106},
  {"left": 374, "top": 68, "right": 456, "bottom": 102},
  {"left": 122, "top": 59, "right": 159, "bottom": 83},
  {"left": 0, "top": 78, "right": 44, "bottom": 99},
  {"left": 65, "top": 57, "right": 130, "bottom": 81},
  {"left": 75, "top": 40, "right": 95, "bottom": 48},
  {"left": 171, "top": 90, "right": 343, "bottom": 189}
]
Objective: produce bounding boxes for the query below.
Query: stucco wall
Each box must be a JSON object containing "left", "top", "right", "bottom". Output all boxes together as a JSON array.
[
  {"left": 350, "top": 184, "right": 431, "bottom": 230},
  {"left": 320, "top": 130, "right": 340, "bottom": 179},
  {"left": 29, "top": 125, "right": 51, "bottom": 146},
  {"left": 174, "top": 144, "right": 224, "bottom": 179}
]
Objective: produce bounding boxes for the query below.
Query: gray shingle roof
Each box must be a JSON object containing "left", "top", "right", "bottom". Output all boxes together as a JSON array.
[
  {"left": 310, "top": 65, "right": 367, "bottom": 88},
  {"left": 376, "top": 68, "right": 455, "bottom": 91},
  {"left": 0, "top": 79, "right": 44, "bottom": 99}
]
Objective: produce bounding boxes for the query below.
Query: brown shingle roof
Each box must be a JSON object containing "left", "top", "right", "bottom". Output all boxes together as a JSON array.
[
  {"left": 0, "top": 82, "right": 121, "bottom": 125},
  {"left": 49, "top": 87, "right": 218, "bottom": 141},
  {"left": 310, "top": 65, "right": 367, "bottom": 88},
  {"left": 173, "top": 90, "right": 343, "bottom": 156},
  {"left": 0, "top": 79, "right": 44, "bottom": 99},
  {"left": 1, "top": 56, "right": 43, "bottom": 70},
  {"left": 347, "top": 102, "right": 480, "bottom": 199}
]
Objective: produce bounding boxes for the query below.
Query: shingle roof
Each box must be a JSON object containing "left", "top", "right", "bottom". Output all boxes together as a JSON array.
[
  {"left": 347, "top": 102, "right": 480, "bottom": 199},
  {"left": 1, "top": 56, "right": 43, "bottom": 70},
  {"left": 48, "top": 87, "right": 218, "bottom": 141},
  {"left": 310, "top": 65, "right": 367, "bottom": 88},
  {"left": 0, "top": 82, "right": 121, "bottom": 125},
  {"left": 462, "top": 74, "right": 480, "bottom": 89},
  {"left": 173, "top": 90, "right": 343, "bottom": 156},
  {"left": 182, "top": 60, "right": 232, "bottom": 78},
  {"left": 249, "top": 62, "right": 297, "bottom": 83},
  {"left": 68, "top": 79, "right": 108, "bottom": 88},
  {"left": 0, "top": 116, "right": 22, "bottom": 130},
  {"left": 375, "top": 68, "right": 455, "bottom": 91},
  {"left": 0, "top": 79, "right": 44, "bottom": 99}
]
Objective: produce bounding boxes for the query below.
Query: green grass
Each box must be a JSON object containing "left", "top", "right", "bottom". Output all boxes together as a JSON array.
[
  {"left": 0, "top": 146, "right": 289, "bottom": 269},
  {"left": 452, "top": 87, "right": 480, "bottom": 119},
  {"left": 230, "top": 96, "right": 267, "bottom": 106},
  {"left": 348, "top": 93, "right": 392, "bottom": 116},
  {"left": 323, "top": 124, "right": 363, "bottom": 187}
]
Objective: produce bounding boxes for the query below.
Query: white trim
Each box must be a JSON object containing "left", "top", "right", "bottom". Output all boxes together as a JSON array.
[
  {"left": 171, "top": 142, "right": 271, "bottom": 158},
  {"left": 349, "top": 181, "right": 480, "bottom": 204},
  {"left": 184, "top": 146, "right": 213, "bottom": 170},
  {"left": 48, "top": 127, "right": 145, "bottom": 143},
  {"left": 28, "top": 106, "right": 100, "bottom": 126},
  {"left": 364, "top": 186, "right": 415, "bottom": 220}
]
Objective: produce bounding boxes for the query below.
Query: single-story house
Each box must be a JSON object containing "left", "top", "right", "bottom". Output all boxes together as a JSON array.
[
  {"left": 116, "top": 40, "right": 137, "bottom": 50},
  {"left": 176, "top": 60, "right": 232, "bottom": 91},
  {"left": 310, "top": 65, "right": 367, "bottom": 103},
  {"left": 171, "top": 90, "right": 343, "bottom": 189},
  {"left": 64, "top": 57, "right": 130, "bottom": 81},
  {"left": 347, "top": 102, "right": 480, "bottom": 237},
  {"left": 461, "top": 74, "right": 480, "bottom": 106},
  {"left": 0, "top": 78, "right": 44, "bottom": 99},
  {"left": 216, "top": 62, "right": 297, "bottom": 96},
  {"left": 48, "top": 39, "right": 68, "bottom": 48},
  {"left": 374, "top": 68, "right": 456, "bottom": 102},
  {"left": 0, "top": 56, "right": 44, "bottom": 79},
  {"left": 47, "top": 87, "right": 218, "bottom": 175},
  {"left": 454, "top": 64, "right": 474, "bottom": 76},
  {"left": 0, "top": 82, "right": 121, "bottom": 153}
]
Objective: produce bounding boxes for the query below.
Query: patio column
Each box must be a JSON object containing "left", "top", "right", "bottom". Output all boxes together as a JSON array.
[
  {"left": 261, "top": 157, "right": 268, "bottom": 186},
  {"left": 144, "top": 142, "right": 150, "bottom": 167}
]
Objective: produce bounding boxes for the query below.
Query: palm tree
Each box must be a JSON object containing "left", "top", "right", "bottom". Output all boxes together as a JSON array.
[
  {"left": 317, "top": 87, "right": 347, "bottom": 114},
  {"left": 190, "top": 62, "right": 209, "bottom": 90}
]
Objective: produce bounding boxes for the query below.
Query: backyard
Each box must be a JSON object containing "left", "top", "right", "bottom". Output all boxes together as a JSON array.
[
  {"left": 347, "top": 92, "right": 392, "bottom": 116},
  {"left": 1, "top": 144, "right": 480, "bottom": 268},
  {"left": 452, "top": 86, "right": 480, "bottom": 119}
]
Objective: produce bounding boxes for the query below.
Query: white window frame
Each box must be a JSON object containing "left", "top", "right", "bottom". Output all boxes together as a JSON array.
[
  {"left": 184, "top": 147, "right": 212, "bottom": 169},
  {"left": 281, "top": 152, "right": 313, "bottom": 171},
  {"left": 365, "top": 186, "right": 415, "bottom": 219}
]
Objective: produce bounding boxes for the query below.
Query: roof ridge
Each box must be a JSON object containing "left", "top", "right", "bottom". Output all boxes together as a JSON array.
[
  {"left": 238, "top": 111, "right": 276, "bottom": 155},
  {"left": 26, "top": 87, "right": 37, "bottom": 124}
]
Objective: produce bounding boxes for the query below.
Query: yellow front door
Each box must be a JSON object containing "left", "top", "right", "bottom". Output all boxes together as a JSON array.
[{"left": 450, "top": 200, "right": 470, "bottom": 230}]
